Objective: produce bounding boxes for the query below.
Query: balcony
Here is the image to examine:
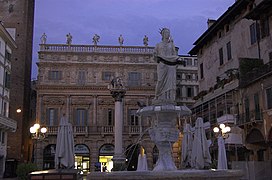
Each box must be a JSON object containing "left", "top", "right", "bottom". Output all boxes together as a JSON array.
[
  {"left": 0, "top": 115, "right": 17, "bottom": 132},
  {"left": 217, "top": 114, "right": 236, "bottom": 124},
  {"left": 237, "top": 110, "right": 263, "bottom": 126},
  {"left": 46, "top": 125, "right": 148, "bottom": 136},
  {"left": 239, "top": 61, "right": 272, "bottom": 88}
]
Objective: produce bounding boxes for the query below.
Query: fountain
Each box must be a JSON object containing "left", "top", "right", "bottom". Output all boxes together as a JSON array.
[{"left": 87, "top": 28, "right": 243, "bottom": 179}]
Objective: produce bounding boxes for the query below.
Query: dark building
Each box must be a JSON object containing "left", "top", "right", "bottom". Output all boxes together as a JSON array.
[{"left": 0, "top": 0, "right": 35, "bottom": 164}]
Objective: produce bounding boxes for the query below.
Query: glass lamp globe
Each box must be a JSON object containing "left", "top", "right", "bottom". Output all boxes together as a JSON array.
[
  {"left": 33, "top": 123, "right": 40, "bottom": 130},
  {"left": 213, "top": 127, "right": 219, "bottom": 133},
  {"left": 30, "top": 126, "right": 36, "bottom": 134},
  {"left": 41, "top": 127, "right": 47, "bottom": 134},
  {"left": 219, "top": 123, "right": 225, "bottom": 130}
]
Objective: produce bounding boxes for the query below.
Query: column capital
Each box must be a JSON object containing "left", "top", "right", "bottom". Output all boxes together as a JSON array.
[{"left": 110, "top": 89, "right": 126, "bottom": 102}]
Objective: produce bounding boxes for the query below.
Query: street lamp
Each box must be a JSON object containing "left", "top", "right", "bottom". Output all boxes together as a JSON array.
[
  {"left": 30, "top": 123, "right": 47, "bottom": 139},
  {"left": 213, "top": 123, "right": 231, "bottom": 138},
  {"left": 213, "top": 123, "right": 231, "bottom": 170},
  {"left": 30, "top": 123, "right": 47, "bottom": 164}
]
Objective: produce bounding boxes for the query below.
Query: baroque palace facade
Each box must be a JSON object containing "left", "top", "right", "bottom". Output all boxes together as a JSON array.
[{"left": 35, "top": 42, "right": 198, "bottom": 172}]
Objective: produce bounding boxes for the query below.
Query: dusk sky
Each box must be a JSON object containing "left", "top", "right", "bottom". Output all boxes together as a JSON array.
[{"left": 32, "top": 0, "right": 235, "bottom": 78}]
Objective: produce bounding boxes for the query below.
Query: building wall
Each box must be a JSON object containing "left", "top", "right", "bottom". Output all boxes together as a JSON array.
[
  {"left": 0, "top": 0, "right": 35, "bottom": 162},
  {"left": 190, "top": 0, "right": 272, "bottom": 165},
  {"left": 0, "top": 23, "right": 17, "bottom": 177}
]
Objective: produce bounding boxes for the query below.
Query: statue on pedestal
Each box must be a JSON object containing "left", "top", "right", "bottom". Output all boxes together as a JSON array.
[{"left": 154, "top": 28, "right": 178, "bottom": 102}]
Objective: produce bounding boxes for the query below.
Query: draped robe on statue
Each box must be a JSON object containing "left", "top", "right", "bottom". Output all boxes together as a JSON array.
[{"left": 154, "top": 40, "right": 178, "bottom": 101}]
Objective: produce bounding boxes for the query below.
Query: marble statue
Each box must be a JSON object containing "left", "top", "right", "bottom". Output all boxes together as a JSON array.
[
  {"left": 143, "top": 35, "right": 148, "bottom": 46},
  {"left": 93, "top": 34, "right": 100, "bottom": 46},
  {"left": 118, "top": 34, "right": 124, "bottom": 46},
  {"left": 40, "top": 33, "right": 47, "bottom": 44},
  {"left": 66, "top": 33, "right": 72, "bottom": 45},
  {"left": 154, "top": 28, "right": 178, "bottom": 101}
]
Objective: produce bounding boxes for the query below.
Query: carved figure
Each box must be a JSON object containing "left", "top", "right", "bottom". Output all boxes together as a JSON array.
[
  {"left": 154, "top": 28, "right": 178, "bottom": 101},
  {"left": 110, "top": 77, "right": 123, "bottom": 89},
  {"left": 143, "top": 35, "right": 148, "bottom": 46},
  {"left": 66, "top": 33, "right": 72, "bottom": 45},
  {"left": 93, "top": 34, "right": 100, "bottom": 45},
  {"left": 118, "top": 34, "right": 124, "bottom": 46},
  {"left": 40, "top": 33, "right": 47, "bottom": 44}
]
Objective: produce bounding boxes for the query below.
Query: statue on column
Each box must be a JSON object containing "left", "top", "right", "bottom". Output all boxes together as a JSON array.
[{"left": 154, "top": 28, "right": 179, "bottom": 101}]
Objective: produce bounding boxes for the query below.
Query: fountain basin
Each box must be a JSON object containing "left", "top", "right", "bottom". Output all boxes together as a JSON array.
[{"left": 87, "top": 169, "right": 243, "bottom": 180}]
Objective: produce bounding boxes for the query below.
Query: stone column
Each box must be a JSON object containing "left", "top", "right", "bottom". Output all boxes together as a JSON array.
[
  {"left": 109, "top": 84, "right": 126, "bottom": 171},
  {"left": 93, "top": 95, "right": 97, "bottom": 126}
]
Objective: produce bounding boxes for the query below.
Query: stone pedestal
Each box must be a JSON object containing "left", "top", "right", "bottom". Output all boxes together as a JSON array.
[{"left": 87, "top": 169, "right": 244, "bottom": 180}]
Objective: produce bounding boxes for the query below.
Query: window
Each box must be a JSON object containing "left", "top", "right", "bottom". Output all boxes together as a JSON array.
[
  {"left": 245, "top": 97, "right": 250, "bottom": 122},
  {"left": 226, "top": 41, "right": 232, "bottom": 60},
  {"left": 218, "top": 31, "right": 222, "bottom": 38},
  {"left": 2, "top": 102, "right": 7, "bottom": 117},
  {"left": 269, "top": 52, "right": 272, "bottom": 62},
  {"left": 4, "top": 71, "right": 10, "bottom": 89},
  {"left": 200, "top": 63, "right": 204, "bottom": 79},
  {"left": 177, "top": 72, "right": 182, "bottom": 80},
  {"left": 128, "top": 109, "right": 139, "bottom": 126},
  {"left": 260, "top": 16, "right": 270, "bottom": 38},
  {"left": 75, "top": 109, "right": 87, "bottom": 126},
  {"left": 185, "top": 74, "right": 192, "bottom": 80},
  {"left": 176, "top": 86, "right": 182, "bottom": 98},
  {"left": 250, "top": 23, "right": 260, "bottom": 44},
  {"left": 185, "top": 58, "right": 192, "bottom": 66},
  {"left": 102, "top": 72, "right": 114, "bottom": 81},
  {"left": 194, "top": 59, "right": 198, "bottom": 66},
  {"left": 128, "top": 72, "right": 141, "bottom": 86},
  {"left": 266, "top": 87, "right": 272, "bottom": 109},
  {"left": 5, "top": 50, "right": 11, "bottom": 61},
  {"left": 0, "top": 131, "right": 5, "bottom": 144},
  {"left": 46, "top": 108, "right": 58, "bottom": 126},
  {"left": 225, "top": 24, "right": 229, "bottom": 32},
  {"left": 48, "top": 71, "right": 62, "bottom": 80},
  {"left": 254, "top": 93, "right": 261, "bottom": 120},
  {"left": 107, "top": 109, "right": 114, "bottom": 126},
  {"left": 186, "top": 87, "right": 194, "bottom": 97},
  {"left": 78, "top": 71, "right": 86, "bottom": 85},
  {"left": 219, "top": 48, "right": 224, "bottom": 65}
]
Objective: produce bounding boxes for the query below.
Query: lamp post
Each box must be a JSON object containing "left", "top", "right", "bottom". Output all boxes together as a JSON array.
[
  {"left": 213, "top": 123, "right": 230, "bottom": 170},
  {"left": 30, "top": 123, "right": 47, "bottom": 165}
]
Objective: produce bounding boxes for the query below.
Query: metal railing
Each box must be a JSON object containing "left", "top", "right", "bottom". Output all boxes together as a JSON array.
[{"left": 237, "top": 110, "right": 263, "bottom": 125}]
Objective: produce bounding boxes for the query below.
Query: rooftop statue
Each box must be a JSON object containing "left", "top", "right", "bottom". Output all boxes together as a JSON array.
[
  {"left": 154, "top": 28, "right": 179, "bottom": 102},
  {"left": 66, "top": 33, "right": 72, "bottom": 45},
  {"left": 143, "top": 35, "right": 149, "bottom": 46},
  {"left": 40, "top": 33, "right": 47, "bottom": 44},
  {"left": 93, "top": 34, "right": 100, "bottom": 46},
  {"left": 118, "top": 34, "right": 124, "bottom": 46}
]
